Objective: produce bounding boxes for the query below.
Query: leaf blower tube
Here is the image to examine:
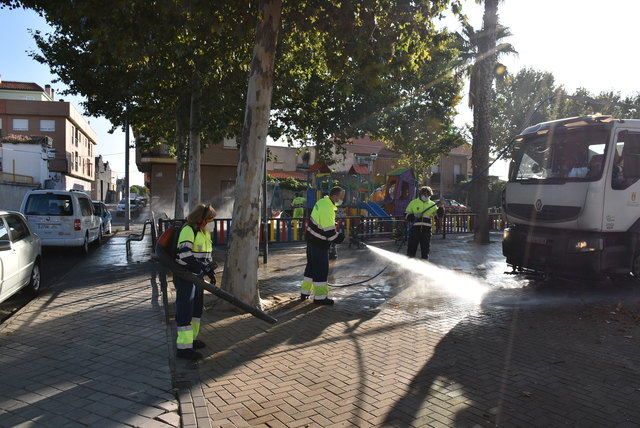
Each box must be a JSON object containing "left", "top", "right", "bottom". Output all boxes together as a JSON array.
[{"left": 154, "top": 244, "right": 277, "bottom": 325}]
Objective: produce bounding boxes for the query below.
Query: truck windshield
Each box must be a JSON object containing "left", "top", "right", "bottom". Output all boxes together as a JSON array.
[{"left": 510, "top": 125, "right": 611, "bottom": 183}]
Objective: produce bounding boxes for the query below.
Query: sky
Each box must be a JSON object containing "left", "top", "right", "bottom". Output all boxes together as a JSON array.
[{"left": 1, "top": 1, "right": 639, "bottom": 182}]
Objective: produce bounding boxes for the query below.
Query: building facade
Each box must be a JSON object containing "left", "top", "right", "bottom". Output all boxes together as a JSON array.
[
  {"left": 429, "top": 143, "right": 472, "bottom": 197},
  {"left": 136, "top": 141, "right": 239, "bottom": 217},
  {"left": 0, "top": 80, "right": 98, "bottom": 192},
  {"left": 93, "top": 155, "right": 116, "bottom": 202}
]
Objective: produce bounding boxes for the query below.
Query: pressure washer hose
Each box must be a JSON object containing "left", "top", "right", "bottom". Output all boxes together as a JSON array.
[{"left": 326, "top": 226, "right": 409, "bottom": 288}]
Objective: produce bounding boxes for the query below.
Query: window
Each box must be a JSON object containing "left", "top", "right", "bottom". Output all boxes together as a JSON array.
[
  {"left": 612, "top": 131, "right": 640, "bottom": 190},
  {"left": 92, "top": 202, "right": 103, "bottom": 215},
  {"left": 40, "top": 120, "right": 55, "bottom": 132},
  {"left": 5, "top": 215, "right": 29, "bottom": 242},
  {"left": 78, "top": 197, "right": 93, "bottom": 216},
  {"left": 25, "top": 193, "right": 74, "bottom": 216},
  {"left": 0, "top": 219, "right": 8, "bottom": 241},
  {"left": 12, "top": 118, "right": 28, "bottom": 131},
  {"left": 431, "top": 165, "right": 440, "bottom": 174},
  {"left": 223, "top": 138, "right": 236, "bottom": 149}
]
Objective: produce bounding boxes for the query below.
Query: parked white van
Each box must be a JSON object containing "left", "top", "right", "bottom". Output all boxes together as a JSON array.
[{"left": 20, "top": 190, "right": 102, "bottom": 254}]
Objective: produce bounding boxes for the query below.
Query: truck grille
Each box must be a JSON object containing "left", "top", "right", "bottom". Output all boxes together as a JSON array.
[{"left": 506, "top": 203, "right": 581, "bottom": 222}]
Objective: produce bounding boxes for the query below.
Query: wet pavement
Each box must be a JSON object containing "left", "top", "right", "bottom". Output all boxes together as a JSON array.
[
  {"left": 189, "top": 235, "right": 640, "bottom": 427},
  {"left": 0, "top": 233, "right": 179, "bottom": 427},
  {"left": 3, "top": 228, "right": 640, "bottom": 427}
]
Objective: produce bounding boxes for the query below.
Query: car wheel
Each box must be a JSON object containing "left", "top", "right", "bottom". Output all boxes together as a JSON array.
[
  {"left": 631, "top": 252, "right": 640, "bottom": 281},
  {"left": 28, "top": 260, "right": 41, "bottom": 294},
  {"left": 81, "top": 234, "right": 89, "bottom": 255}
]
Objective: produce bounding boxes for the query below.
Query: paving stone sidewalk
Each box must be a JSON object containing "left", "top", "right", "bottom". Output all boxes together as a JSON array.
[
  {"left": 0, "top": 235, "right": 179, "bottom": 427},
  {"left": 183, "top": 236, "right": 640, "bottom": 427}
]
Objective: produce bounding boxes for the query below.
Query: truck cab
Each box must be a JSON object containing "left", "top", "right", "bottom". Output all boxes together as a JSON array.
[{"left": 502, "top": 115, "right": 640, "bottom": 277}]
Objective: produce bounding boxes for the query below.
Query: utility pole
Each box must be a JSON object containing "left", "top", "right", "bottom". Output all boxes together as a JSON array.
[
  {"left": 262, "top": 154, "right": 268, "bottom": 264},
  {"left": 124, "top": 116, "right": 130, "bottom": 231}
]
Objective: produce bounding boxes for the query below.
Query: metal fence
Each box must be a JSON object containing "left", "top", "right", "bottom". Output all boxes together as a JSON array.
[{"left": 157, "top": 212, "right": 504, "bottom": 247}]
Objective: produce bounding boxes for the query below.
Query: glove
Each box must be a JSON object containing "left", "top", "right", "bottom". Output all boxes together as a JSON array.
[
  {"left": 207, "top": 272, "right": 217, "bottom": 285},
  {"left": 335, "top": 232, "right": 345, "bottom": 244},
  {"left": 406, "top": 214, "right": 416, "bottom": 223}
]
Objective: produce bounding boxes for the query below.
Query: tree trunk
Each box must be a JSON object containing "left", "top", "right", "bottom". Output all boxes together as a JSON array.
[
  {"left": 174, "top": 130, "right": 187, "bottom": 219},
  {"left": 174, "top": 95, "right": 190, "bottom": 219},
  {"left": 471, "top": 0, "right": 498, "bottom": 244},
  {"left": 221, "top": 0, "right": 282, "bottom": 306},
  {"left": 188, "top": 84, "right": 202, "bottom": 211}
]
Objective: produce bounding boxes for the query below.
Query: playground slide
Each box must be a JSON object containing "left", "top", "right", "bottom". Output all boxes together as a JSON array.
[{"left": 358, "top": 202, "right": 391, "bottom": 218}]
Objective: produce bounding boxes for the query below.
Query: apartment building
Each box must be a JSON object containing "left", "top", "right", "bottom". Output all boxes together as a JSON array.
[{"left": 0, "top": 80, "right": 98, "bottom": 192}]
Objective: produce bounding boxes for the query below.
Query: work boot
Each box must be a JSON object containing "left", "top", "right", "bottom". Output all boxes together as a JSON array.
[
  {"left": 300, "top": 294, "right": 310, "bottom": 301},
  {"left": 193, "top": 339, "right": 206, "bottom": 349},
  {"left": 313, "top": 298, "right": 334, "bottom": 306},
  {"left": 176, "top": 349, "right": 203, "bottom": 361}
]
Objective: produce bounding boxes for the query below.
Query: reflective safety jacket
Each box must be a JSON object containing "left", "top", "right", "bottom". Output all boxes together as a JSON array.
[
  {"left": 306, "top": 196, "right": 339, "bottom": 247},
  {"left": 405, "top": 198, "right": 438, "bottom": 227},
  {"left": 292, "top": 196, "right": 306, "bottom": 219},
  {"left": 176, "top": 224, "right": 213, "bottom": 274}
]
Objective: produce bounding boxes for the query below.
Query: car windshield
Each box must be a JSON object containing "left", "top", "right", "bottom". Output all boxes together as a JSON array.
[
  {"left": 510, "top": 125, "right": 610, "bottom": 183},
  {"left": 25, "top": 194, "right": 73, "bottom": 216}
]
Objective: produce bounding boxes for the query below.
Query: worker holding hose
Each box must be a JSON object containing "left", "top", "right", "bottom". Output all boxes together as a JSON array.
[
  {"left": 301, "top": 186, "right": 345, "bottom": 305},
  {"left": 174, "top": 204, "right": 217, "bottom": 360},
  {"left": 405, "top": 186, "right": 439, "bottom": 259}
]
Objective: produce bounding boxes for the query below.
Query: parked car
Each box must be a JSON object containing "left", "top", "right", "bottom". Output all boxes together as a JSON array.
[
  {"left": 434, "top": 198, "right": 470, "bottom": 213},
  {"left": 20, "top": 190, "right": 102, "bottom": 254},
  {"left": 0, "top": 211, "right": 42, "bottom": 303},
  {"left": 116, "top": 198, "right": 140, "bottom": 217},
  {"left": 92, "top": 201, "right": 112, "bottom": 234}
]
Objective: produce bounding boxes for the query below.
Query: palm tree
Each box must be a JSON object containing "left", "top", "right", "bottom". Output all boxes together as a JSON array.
[{"left": 457, "top": 0, "right": 512, "bottom": 244}]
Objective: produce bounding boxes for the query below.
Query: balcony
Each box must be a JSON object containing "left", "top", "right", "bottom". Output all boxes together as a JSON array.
[{"left": 0, "top": 171, "right": 34, "bottom": 185}]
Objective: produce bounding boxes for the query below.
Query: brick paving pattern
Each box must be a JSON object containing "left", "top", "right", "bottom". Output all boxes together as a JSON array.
[
  {"left": 0, "top": 235, "right": 178, "bottom": 427},
  {"left": 187, "top": 236, "right": 640, "bottom": 427}
]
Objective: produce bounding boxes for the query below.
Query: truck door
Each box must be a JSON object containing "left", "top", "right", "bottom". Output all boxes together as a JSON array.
[{"left": 602, "top": 129, "right": 640, "bottom": 233}]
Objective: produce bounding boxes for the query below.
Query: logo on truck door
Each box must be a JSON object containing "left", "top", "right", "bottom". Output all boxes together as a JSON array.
[{"left": 535, "top": 199, "right": 543, "bottom": 212}]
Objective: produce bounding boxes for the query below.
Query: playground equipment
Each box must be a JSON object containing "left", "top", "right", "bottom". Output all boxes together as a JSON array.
[{"left": 382, "top": 168, "right": 416, "bottom": 217}]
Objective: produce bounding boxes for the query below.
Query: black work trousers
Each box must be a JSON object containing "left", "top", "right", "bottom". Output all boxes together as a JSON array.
[
  {"left": 174, "top": 276, "right": 204, "bottom": 327},
  {"left": 407, "top": 225, "right": 432, "bottom": 259}
]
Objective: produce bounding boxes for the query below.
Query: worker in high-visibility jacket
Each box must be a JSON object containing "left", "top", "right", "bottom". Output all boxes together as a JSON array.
[
  {"left": 301, "top": 186, "right": 345, "bottom": 305},
  {"left": 174, "top": 204, "right": 217, "bottom": 361},
  {"left": 291, "top": 193, "right": 306, "bottom": 219},
  {"left": 405, "top": 186, "right": 440, "bottom": 259}
]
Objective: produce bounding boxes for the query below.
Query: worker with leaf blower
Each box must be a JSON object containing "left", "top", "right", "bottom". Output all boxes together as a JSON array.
[
  {"left": 405, "top": 186, "right": 441, "bottom": 260},
  {"left": 174, "top": 204, "right": 217, "bottom": 361},
  {"left": 301, "top": 186, "right": 345, "bottom": 305}
]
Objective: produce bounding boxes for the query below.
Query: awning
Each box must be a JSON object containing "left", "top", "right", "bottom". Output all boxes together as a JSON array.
[{"left": 349, "top": 164, "right": 370, "bottom": 175}]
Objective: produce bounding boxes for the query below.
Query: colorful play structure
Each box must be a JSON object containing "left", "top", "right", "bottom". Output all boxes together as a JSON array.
[{"left": 297, "top": 163, "right": 416, "bottom": 218}]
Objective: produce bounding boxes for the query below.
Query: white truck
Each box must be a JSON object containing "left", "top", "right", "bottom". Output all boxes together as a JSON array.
[{"left": 502, "top": 115, "right": 640, "bottom": 278}]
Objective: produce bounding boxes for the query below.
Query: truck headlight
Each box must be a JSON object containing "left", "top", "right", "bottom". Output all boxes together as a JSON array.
[{"left": 568, "top": 238, "right": 603, "bottom": 253}]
